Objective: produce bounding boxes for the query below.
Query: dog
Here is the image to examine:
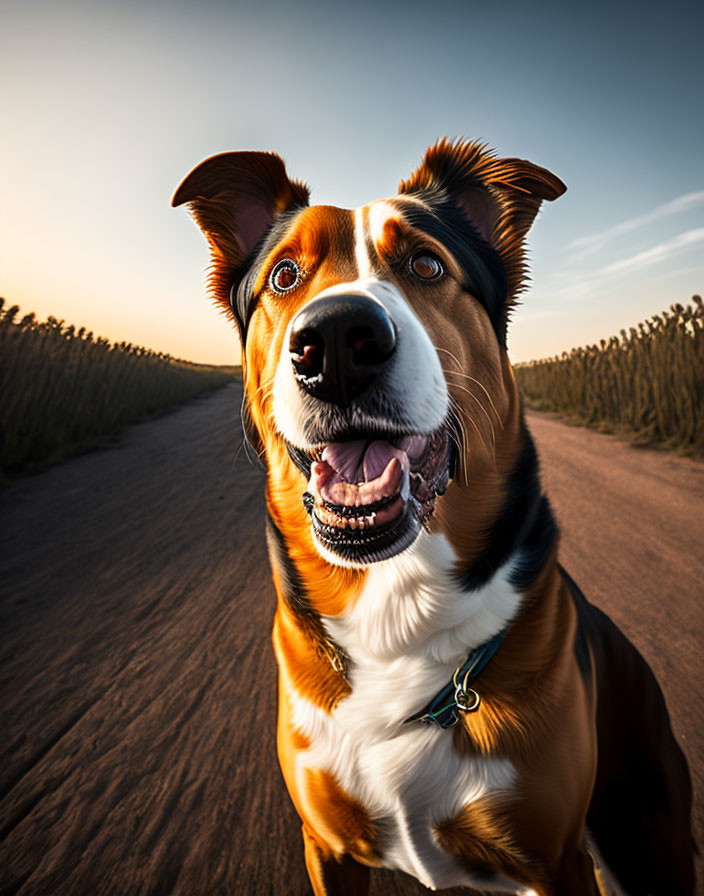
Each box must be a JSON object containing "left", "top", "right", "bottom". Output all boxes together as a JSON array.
[{"left": 173, "top": 139, "right": 695, "bottom": 895}]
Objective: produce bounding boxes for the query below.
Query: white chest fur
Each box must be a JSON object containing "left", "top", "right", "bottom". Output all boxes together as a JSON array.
[{"left": 288, "top": 532, "right": 536, "bottom": 893}]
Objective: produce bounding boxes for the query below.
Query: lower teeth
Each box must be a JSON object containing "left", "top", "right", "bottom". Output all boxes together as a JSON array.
[{"left": 316, "top": 504, "right": 377, "bottom": 529}]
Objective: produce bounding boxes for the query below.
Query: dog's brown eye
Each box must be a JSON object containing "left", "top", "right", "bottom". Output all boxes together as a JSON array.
[
  {"left": 270, "top": 259, "right": 301, "bottom": 293},
  {"left": 409, "top": 252, "right": 443, "bottom": 280}
]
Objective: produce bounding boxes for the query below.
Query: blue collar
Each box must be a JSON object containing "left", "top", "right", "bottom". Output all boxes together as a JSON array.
[{"left": 404, "top": 630, "right": 506, "bottom": 729}]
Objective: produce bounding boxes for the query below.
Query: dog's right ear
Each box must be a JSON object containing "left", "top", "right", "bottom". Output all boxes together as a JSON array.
[{"left": 172, "top": 152, "right": 309, "bottom": 336}]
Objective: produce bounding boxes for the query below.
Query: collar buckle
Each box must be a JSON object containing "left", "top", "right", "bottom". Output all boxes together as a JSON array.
[
  {"left": 454, "top": 684, "right": 481, "bottom": 713},
  {"left": 404, "top": 629, "right": 506, "bottom": 729}
]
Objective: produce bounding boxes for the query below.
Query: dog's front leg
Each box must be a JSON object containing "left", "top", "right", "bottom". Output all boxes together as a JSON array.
[{"left": 302, "top": 825, "right": 371, "bottom": 896}]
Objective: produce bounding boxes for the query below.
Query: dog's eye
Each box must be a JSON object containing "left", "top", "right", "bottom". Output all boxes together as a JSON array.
[
  {"left": 409, "top": 251, "right": 443, "bottom": 280},
  {"left": 270, "top": 259, "right": 301, "bottom": 293}
]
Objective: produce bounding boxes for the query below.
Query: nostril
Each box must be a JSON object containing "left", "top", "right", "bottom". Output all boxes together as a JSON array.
[
  {"left": 295, "top": 343, "right": 318, "bottom": 371},
  {"left": 347, "top": 326, "right": 394, "bottom": 367},
  {"left": 290, "top": 328, "right": 324, "bottom": 377}
]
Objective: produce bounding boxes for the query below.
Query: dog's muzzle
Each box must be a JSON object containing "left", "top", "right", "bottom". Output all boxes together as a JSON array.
[{"left": 282, "top": 285, "right": 451, "bottom": 566}]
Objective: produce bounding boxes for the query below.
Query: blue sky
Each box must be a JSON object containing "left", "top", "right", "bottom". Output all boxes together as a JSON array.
[{"left": 2, "top": 0, "right": 703, "bottom": 363}]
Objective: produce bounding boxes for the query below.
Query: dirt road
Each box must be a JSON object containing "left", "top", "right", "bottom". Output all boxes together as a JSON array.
[{"left": 1, "top": 384, "right": 702, "bottom": 895}]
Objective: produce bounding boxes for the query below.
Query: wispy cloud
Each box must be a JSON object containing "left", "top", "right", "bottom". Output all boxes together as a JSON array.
[
  {"left": 543, "top": 227, "right": 704, "bottom": 302},
  {"left": 603, "top": 227, "right": 704, "bottom": 275},
  {"left": 565, "top": 190, "right": 704, "bottom": 254}
]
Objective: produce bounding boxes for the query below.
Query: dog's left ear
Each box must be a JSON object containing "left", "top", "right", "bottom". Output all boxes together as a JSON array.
[
  {"left": 173, "top": 152, "right": 308, "bottom": 468},
  {"left": 399, "top": 139, "right": 566, "bottom": 301},
  {"left": 172, "top": 151, "right": 309, "bottom": 337}
]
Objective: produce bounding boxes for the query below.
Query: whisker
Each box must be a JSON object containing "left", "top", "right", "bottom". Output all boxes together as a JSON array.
[
  {"left": 443, "top": 371, "right": 503, "bottom": 427},
  {"left": 452, "top": 392, "right": 496, "bottom": 467},
  {"left": 231, "top": 436, "right": 250, "bottom": 469},
  {"left": 435, "top": 346, "right": 464, "bottom": 371},
  {"left": 447, "top": 400, "right": 470, "bottom": 486},
  {"left": 448, "top": 393, "right": 495, "bottom": 474},
  {"left": 236, "top": 381, "right": 274, "bottom": 469},
  {"left": 445, "top": 380, "right": 496, "bottom": 451},
  {"left": 435, "top": 347, "right": 503, "bottom": 426}
]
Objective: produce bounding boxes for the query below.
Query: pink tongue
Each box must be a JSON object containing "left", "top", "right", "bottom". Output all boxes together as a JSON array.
[
  {"left": 312, "top": 440, "right": 410, "bottom": 507},
  {"left": 322, "top": 440, "right": 408, "bottom": 483}
]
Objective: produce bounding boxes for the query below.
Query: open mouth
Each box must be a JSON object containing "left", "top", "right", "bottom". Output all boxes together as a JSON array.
[{"left": 292, "top": 428, "right": 451, "bottom": 565}]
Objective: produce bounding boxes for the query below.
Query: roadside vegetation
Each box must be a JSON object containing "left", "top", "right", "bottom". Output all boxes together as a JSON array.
[
  {"left": 514, "top": 296, "right": 704, "bottom": 456},
  {"left": 0, "top": 299, "right": 240, "bottom": 477}
]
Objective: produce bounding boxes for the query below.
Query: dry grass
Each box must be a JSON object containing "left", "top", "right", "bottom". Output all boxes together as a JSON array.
[
  {"left": 513, "top": 296, "right": 704, "bottom": 455},
  {"left": 0, "top": 299, "right": 240, "bottom": 476}
]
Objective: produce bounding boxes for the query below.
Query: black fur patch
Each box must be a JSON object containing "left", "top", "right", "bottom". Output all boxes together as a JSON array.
[
  {"left": 398, "top": 194, "right": 508, "bottom": 344},
  {"left": 265, "top": 511, "right": 312, "bottom": 620},
  {"left": 558, "top": 564, "right": 593, "bottom": 680},
  {"left": 234, "top": 205, "right": 306, "bottom": 340},
  {"left": 265, "top": 512, "right": 349, "bottom": 675},
  {"left": 455, "top": 428, "right": 556, "bottom": 593},
  {"left": 508, "top": 496, "right": 558, "bottom": 591}
]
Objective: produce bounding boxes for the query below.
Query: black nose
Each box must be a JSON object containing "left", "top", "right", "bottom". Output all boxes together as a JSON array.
[{"left": 289, "top": 293, "right": 396, "bottom": 406}]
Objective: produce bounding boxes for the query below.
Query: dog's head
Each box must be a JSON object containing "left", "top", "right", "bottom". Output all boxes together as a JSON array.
[{"left": 173, "top": 140, "right": 565, "bottom": 570}]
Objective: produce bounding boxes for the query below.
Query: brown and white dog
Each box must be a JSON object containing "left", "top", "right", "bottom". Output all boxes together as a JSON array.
[{"left": 173, "top": 140, "right": 695, "bottom": 895}]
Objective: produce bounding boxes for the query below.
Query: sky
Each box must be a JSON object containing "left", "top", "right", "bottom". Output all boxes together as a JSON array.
[{"left": 2, "top": 0, "right": 703, "bottom": 365}]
